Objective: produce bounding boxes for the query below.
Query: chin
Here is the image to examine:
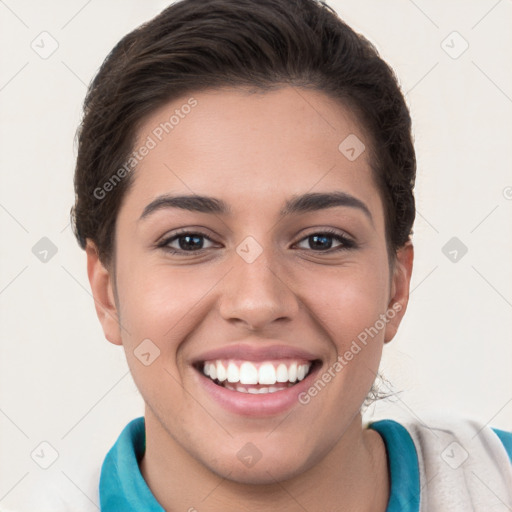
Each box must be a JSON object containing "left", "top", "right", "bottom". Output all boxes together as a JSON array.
[
  {"left": 213, "top": 459, "right": 310, "bottom": 486},
  {"left": 200, "top": 441, "right": 320, "bottom": 486}
]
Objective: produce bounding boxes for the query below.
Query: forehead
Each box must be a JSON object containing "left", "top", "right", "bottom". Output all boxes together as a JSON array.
[{"left": 125, "top": 86, "right": 382, "bottom": 221}]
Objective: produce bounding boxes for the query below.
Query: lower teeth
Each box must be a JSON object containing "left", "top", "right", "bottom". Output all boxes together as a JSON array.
[{"left": 221, "top": 382, "right": 294, "bottom": 394}]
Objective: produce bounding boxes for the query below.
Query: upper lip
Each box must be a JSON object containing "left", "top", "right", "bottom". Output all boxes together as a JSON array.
[{"left": 191, "top": 342, "right": 321, "bottom": 364}]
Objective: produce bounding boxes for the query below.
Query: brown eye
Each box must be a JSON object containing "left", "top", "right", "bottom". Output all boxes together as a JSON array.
[
  {"left": 158, "top": 231, "right": 216, "bottom": 254},
  {"left": 295, "top": 230, "right": 356, "bottom": 252}
]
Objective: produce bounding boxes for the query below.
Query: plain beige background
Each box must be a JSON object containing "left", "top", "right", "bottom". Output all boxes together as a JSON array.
[{"left": 1, "top": 0, "right": 511, "bottom": 510}]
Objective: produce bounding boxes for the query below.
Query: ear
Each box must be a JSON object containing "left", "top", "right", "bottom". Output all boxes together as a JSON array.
[
  {"left": 85, "top": 239, "right": 123, "bottom": 346},
  {"left": 384, "top": 240, "right": 414, "bottom": 343}
]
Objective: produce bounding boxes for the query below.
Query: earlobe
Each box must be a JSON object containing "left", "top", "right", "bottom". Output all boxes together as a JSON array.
[
  {"left": 384, "top": 241, "right": 414, "bottom": 343},
  {"left": 85, "top": 240, "right": 123, "bottom": 346}
]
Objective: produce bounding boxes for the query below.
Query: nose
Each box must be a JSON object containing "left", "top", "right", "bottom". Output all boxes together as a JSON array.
[{"left": 218, "top": 243, "right": 299, "bottom": 331}]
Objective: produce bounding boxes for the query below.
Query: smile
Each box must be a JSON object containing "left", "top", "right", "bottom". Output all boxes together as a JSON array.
[
  {"left": 202, "top": 359, "right": 312, "bottom": 394},
  {"left": 192, "top": 342, "right": 322, "bottom": 416}
]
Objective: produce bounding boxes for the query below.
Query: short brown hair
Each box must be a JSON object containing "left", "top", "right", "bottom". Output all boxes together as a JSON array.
[{"left": 70, "top": 0, "right": 416, "bottom": 267}]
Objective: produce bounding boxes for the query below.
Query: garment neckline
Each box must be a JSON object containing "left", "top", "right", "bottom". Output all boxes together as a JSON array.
[
  {"left": 99, "top": 416, "right": 420, "bottom": 512},
  {"left": 368, "top": 419, "right": 421, "bottom": 512}
]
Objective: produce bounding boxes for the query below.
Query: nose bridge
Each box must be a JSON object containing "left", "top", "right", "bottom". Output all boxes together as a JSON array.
[{"left": 218, "top": 235, "right": 298, "bottom": 329}]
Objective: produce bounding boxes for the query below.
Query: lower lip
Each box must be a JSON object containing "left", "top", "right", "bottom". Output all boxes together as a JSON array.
[{"left": 195, "top": 364, "right": 321, "bottom": 417}]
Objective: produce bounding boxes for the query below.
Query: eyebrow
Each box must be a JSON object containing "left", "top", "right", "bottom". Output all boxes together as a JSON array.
[{"left": 139, "top": 191, "right": 373, "bottom": 224}]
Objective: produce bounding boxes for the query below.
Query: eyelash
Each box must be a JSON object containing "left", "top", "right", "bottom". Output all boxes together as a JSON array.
[{"left": 157, "top": 228, "right": 357, "bottom": 255}]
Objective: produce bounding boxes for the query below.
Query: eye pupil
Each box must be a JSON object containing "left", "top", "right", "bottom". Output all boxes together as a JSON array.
[
  {"left": 179, "top": 234, "right": 203, "bottom": 250},
  {"left": 310, "top": 234, "right": 333, "bottom": 250}
]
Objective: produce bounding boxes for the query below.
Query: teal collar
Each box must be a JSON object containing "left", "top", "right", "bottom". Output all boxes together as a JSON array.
[
  {"left": 99, "top": 416, "right": 421, "bottom": 511},
  {"left": 99, "top": 417, "right": 164, "bottom": 511},
  {"left": 368, "top": 419, "right": 421, "bottom": 512}
]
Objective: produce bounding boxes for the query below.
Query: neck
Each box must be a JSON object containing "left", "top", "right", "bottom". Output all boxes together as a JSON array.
[{"left": 140, "top": 407, "right": 389, "bottom": 512}]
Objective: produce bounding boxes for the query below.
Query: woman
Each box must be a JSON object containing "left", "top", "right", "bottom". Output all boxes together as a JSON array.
[{"left": 70, "top": 0, "right": 512, "bottom": 510}]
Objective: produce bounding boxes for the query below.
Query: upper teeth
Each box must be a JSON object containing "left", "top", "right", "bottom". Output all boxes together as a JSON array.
[{"left": 203, "top": 360, "right": 311, "bottom": 385}]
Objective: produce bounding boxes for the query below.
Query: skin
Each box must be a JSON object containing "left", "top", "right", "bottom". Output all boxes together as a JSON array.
[{"left": 86, "top": 86, "right": 414, "bottom": 511}]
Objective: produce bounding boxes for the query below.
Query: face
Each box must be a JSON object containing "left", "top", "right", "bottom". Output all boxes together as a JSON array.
[{"left": 87, "top": 86, "right": 413, "bottom": 484}]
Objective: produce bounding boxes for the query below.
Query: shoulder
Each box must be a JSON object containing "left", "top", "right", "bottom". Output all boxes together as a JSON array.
[
  {"left": 395, "top": 413, "right": 512, "bottom": 468},
  {"left": 370, "top": 413, "right": 512, "bottom": 511}
]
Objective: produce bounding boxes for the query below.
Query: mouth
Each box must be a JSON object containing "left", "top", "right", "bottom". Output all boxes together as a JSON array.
[
  {"left": 191, "top": 343, "right": 323, "bottom": 416},
  {"left": 196, "top": 358, "right": 320, "bottom": 394}
]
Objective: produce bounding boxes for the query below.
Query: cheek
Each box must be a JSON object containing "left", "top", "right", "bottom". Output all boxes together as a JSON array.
[
  {"left": 114, "top": 264, "right": 211, "bottom": 413},
  {"left": 302, "top": 262, "right": 390, "bottom": 343},
  {"left": 116, "top": 261, "right": 219, "bottom": 350}
]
